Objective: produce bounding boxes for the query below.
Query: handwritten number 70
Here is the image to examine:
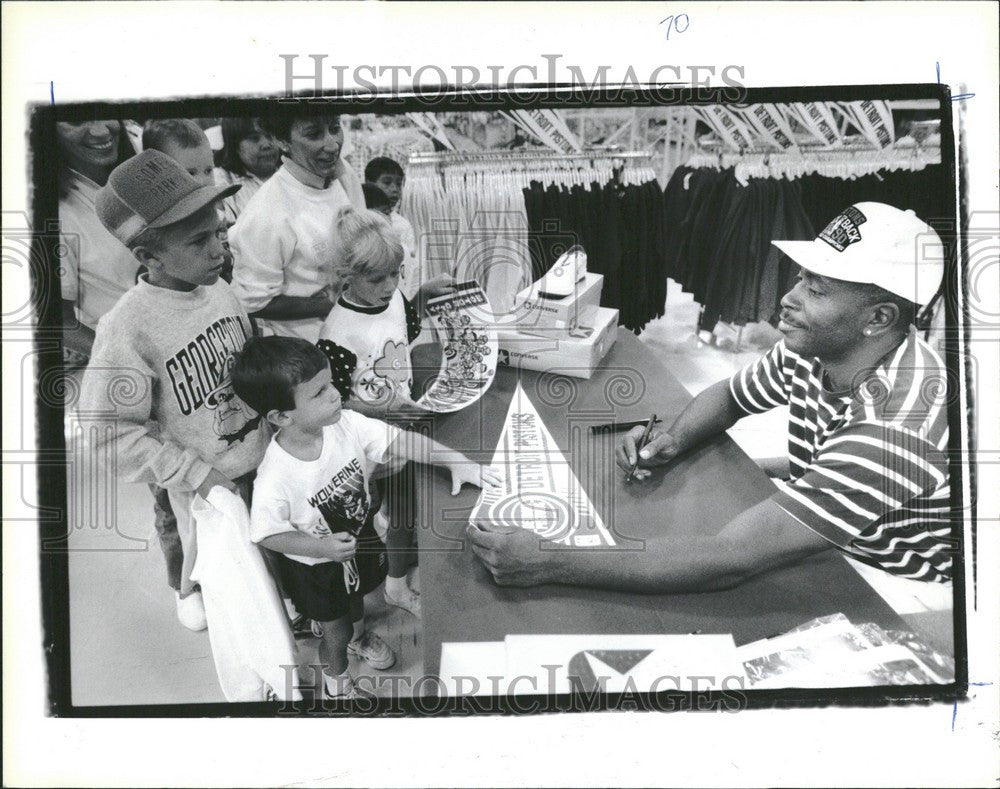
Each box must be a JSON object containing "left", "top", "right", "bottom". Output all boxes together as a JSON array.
[{"left": 660, "top": 13, "right": 690, "bottom": 40}]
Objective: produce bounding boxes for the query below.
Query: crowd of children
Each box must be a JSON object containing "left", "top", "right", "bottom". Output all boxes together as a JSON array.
[{"left": 61, "top": 104, "right": 499, "bottom": 700}]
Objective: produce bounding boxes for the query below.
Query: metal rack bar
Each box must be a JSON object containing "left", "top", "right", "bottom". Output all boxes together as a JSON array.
[{"left": 409, "top": 149, "right": 653, "bottom": 164}]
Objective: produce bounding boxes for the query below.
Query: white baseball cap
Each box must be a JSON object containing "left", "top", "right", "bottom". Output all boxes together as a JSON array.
[{"left": 772, "top": 202, "right": 945, "bottom": 305}]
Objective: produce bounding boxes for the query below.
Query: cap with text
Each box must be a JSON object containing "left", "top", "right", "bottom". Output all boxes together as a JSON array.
[
  {"left": 95, "top": 149, "right": 240, "bottom": 246},
  {"left": 772, "top": 201, "right": 945, "bottom": 305}
]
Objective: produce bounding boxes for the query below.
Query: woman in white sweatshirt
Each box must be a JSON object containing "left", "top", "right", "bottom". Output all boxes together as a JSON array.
[{"left": 228, "top": 104, "right": 365, "bottom": 343}]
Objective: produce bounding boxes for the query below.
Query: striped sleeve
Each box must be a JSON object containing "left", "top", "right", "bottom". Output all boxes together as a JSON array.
[
  {"left": 729, "top": 341, "right": 792, "bottom": 415},
  {"left": 771, "top": 421, "right": 946, "bottom": 550}
]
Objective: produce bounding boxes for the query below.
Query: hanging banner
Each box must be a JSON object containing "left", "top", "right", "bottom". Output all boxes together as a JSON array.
[
  {"left": 542, "top": 109, "right": 584, "bottom": 153},
  {"left": 693, "top": 105, "right": 755, "bottom": 150},
  {"left": 741, "top": 104, "right": 800, "bottom": 152},
  {"left": 845, "top": 100, "right": 895, "bottom": 149},
  {"left": 787, "top": 102, "right": 843, "bottom": 148},
  {"left": 407, "top": 112, "right": 455, "bottom": 150},
  {"left": 412, "top": 281, "right": 497, "bottom": 412},
  {"left": 469, "top": 383, "right": 616, "bottom": 547},
  {"left": 502, "top": 109, "right": 582, "bottom": 155}
]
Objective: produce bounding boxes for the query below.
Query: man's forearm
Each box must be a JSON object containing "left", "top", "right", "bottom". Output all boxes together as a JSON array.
[
  {"left": 475, "top": 499, "right": 832, "bottom": 593},
  {"left": 252, "top": 294, "right": 332, "bottom": 321},
  {"left": 668, "top": 378, "right": 746, "bottom": 454},
  {"left": 542, "top": 533, "right": 751, "bottom": 593}
]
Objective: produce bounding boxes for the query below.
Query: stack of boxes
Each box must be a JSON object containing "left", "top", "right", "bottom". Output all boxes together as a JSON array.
[{"left": 496, "top": 249, "right": 619, "bottom": 379}]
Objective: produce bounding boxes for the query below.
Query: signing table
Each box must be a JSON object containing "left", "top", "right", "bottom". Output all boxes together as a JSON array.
[{"left": 413, "top": 330, "right": 917, "bottom": 681}]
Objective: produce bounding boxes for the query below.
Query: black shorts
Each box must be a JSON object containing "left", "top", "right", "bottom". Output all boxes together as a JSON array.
[{"left": 276, "top": 520, "right": 387, "bottom": 622}]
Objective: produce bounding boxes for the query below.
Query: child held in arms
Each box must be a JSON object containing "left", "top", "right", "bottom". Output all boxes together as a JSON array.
[{"left": 232, "top": 336, "right": 500, "bottom": 699}]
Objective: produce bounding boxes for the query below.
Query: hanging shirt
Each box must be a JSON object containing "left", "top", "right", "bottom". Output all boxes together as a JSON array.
[
  {"left": 249, "top": 412, "right": 399, "bottom": 566},
  {"left": 391, "top": 211, "right": 422, "bottom": 302},
  {"left": 59, "top": 168, "right": 141, "bottom": 329},
  {"left": 79, "top": 276, "right": 271, "bottom": 490},
  {"left": 229, "top": 158, "right": 352, "bottom": 343},
  {"left": 729, "top": 327, "right": 952, "bottom": 582},
  {"left": 316, "top": 290, "right": 422, "bottom": 405}
]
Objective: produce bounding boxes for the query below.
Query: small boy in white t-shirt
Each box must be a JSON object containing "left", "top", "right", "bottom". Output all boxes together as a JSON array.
[
  {"left": 233, "top": 336, "right": 498, "bottom": 700},
  {"left": 318, "top": 206, "right": 455, "bottom": 619}
]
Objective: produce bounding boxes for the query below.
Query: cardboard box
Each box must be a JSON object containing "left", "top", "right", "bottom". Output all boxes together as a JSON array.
[
  {"left": 496, "top": 307, "right": 619, "bottom": 379},
  {"left": 511, "top": 272, "right": 604, "bottom": 334}
]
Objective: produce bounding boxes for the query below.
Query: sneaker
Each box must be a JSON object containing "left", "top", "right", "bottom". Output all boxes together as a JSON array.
[
  {"left": 176, "top": 591, "right": 207, "bottom": 631},
  {"left": 290, "top": 614, "right": 323, "bottom": 640},
  {"left": 322, "top": 673, "right": 373, "bottom": 701},
  {"left": 347, "top": 630, "right": 396, "bottom": 670},
  {"left": 384, "top": 584, "right": 421, "bottom": 619}
]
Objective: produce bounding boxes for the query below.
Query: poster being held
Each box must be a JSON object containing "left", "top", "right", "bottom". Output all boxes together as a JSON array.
[{"left": 412, "top": 281, "right": 499, "bottom": 413}]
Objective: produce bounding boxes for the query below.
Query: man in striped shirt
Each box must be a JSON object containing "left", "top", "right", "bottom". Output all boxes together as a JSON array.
[{"left": 469, "top": 202, "right": 953, "bottom": 591}]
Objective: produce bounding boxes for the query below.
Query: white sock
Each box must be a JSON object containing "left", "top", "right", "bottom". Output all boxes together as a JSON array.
[
  {"left": 351, "top": 617, "right": 365, "bottom": 642},
  {"left": 386, "top": 575, "right": 411, "bottom": 599}
]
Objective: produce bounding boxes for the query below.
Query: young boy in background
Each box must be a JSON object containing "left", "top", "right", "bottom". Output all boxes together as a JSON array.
[
  {"left": 364, "top": 156, "right": 421, "bottom": 302},
  {"left": 79, "top": 150, "right": 269, "bottom": 630},
  {"left": 232, "top": 336, "right": 499, "bottom": 700},
  {"left": 142, "top": 119, "right": 234, "bottom": 279},
  {"left": 362, "top": 182, "right": 393, "bottom": 218}
]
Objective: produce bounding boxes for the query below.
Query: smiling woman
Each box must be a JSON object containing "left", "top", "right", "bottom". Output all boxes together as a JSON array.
[
  {"left": 227, "top": 103, "right": 367, "bottom": 342},
  {"left": 56, "top": 119, "right": 140, "bottom": 358}
]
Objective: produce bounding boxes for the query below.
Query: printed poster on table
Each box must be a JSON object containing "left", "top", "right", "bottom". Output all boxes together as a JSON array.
[
  {"left": 413, "top": 281, "right": 498, "bottom": 412},
  {"left": 469, "top": 383, "right": 615, "bottom": 547}
]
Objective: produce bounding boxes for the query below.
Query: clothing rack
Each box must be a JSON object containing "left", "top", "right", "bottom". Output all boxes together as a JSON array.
[
  {"left": 408, "top": 149, "right": 653, "bottom": 167},
  {"left": 686, "top": 139, "right": 941, "bottom": 185}
]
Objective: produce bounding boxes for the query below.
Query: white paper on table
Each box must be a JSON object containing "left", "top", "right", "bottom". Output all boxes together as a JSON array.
[
  {"left": 439, "top": 641, "right": 507, "bottom": 697},
  {"left": 469, "top": 383, "right": 615, "bottom": 547},
  {"left": 504, "top": 633, "right": 742, "bottom": 695},
  {"left": 412, "top": 280, "right": 498, "bottom": 412}
]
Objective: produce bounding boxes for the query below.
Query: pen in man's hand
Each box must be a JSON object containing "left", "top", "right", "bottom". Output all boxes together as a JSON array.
[{"left": 624, "top": 413, "right": 657, "bottom": 485}]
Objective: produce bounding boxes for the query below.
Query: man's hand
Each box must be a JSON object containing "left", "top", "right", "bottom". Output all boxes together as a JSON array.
[
  {"left": 196, "top": 468, "right": 239, "bottom": 500},
  {"left": 614, "top": 427, "right": 680, "bottom": 481},
  {"left": 448, "top": 463, "right": 502, "bottom": 496},
  {"left": 420, "top": 273, "right": 457, "bottom": 301},
  {"left": 320, "top": 532, "right": 357, "bottom": 562},
  {"left": 466, "top": 522, "right": 556, "bottom": 587}
]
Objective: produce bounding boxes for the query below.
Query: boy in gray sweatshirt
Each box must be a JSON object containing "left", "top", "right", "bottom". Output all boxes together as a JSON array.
[{"left": 79, "top": 149, "right": 271, "bottom": 630}]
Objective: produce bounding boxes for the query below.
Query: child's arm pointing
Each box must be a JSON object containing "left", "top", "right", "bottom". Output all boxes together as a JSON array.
[{"left": 385, "top": 430, "right": 501, "bottom": 495}]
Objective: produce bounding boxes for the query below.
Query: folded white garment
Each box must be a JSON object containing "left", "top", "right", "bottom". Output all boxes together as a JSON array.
[{"left": 190, "top": 489, "right": 302, "bottom": 703}]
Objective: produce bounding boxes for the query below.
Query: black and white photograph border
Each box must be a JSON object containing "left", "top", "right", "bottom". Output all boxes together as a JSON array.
[
  {"left": 3, "top": 3, "right": 998, "bottom": 787},
  {"left": 29, "top": 84, "right": 971, "bottom": 714}
]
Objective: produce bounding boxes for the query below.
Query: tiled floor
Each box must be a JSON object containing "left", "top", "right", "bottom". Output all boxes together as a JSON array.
[
  {"left": 67, "top": 457, "right": 424, "bottom": 707},
  {"left": 66, "top": 280, "right": 952, "bottom": 706}
]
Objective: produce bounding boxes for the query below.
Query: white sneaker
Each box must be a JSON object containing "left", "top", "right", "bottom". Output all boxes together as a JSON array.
[
  {"left": 408, "top": 567, "right": 420, "bottom": 593},
  {"left": 347, "top": 630, "right": 397, "bottom": 670},
  {"left": 175, "top": 591, "right": 207, "bottom": 631},
  {"left": 384, "top": 584, "right": 421, "bottom": 618},
  {"left": 322, "top": 673, "right": 373, "bottom": 701}
]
